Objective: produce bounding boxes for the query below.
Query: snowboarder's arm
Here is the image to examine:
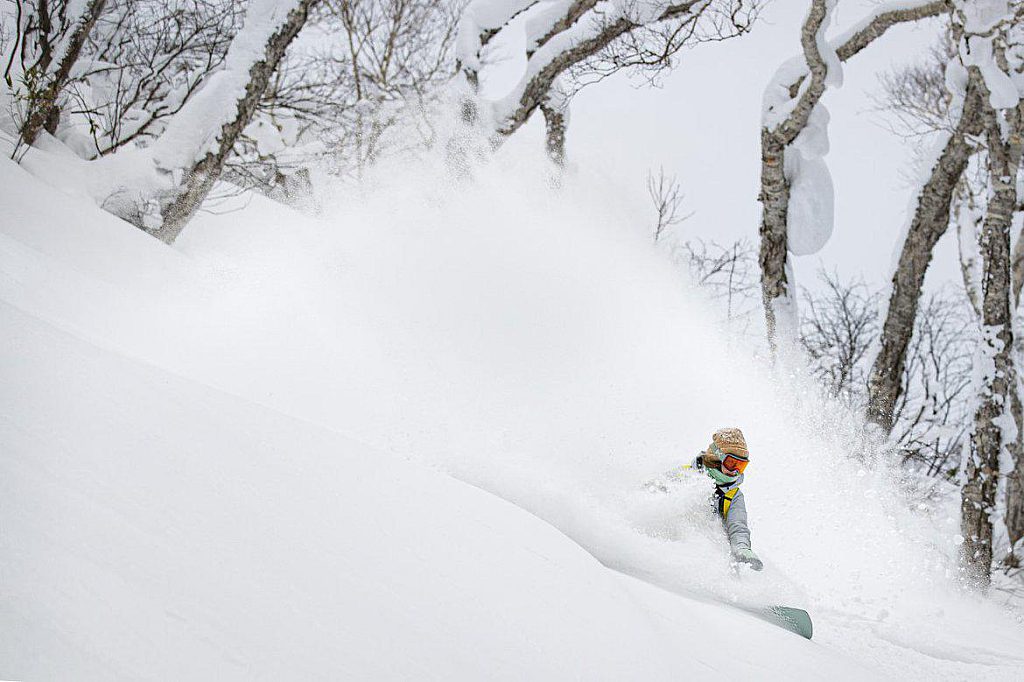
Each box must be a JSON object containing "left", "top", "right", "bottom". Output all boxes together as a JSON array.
[
  {"left": 646, "top": 455, "right": 712, "bottom": 492},
  {"left": 662, "top": 455, "right": 705, "bottom": 483},
  {"left": 723, "top": 488, "right": 751, "bottom": 552},
  {"left": 723, "top": 489, "right": 763, "bottom": 570}
]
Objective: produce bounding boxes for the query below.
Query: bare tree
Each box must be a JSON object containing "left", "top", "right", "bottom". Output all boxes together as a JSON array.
[
  {"left": 647, "top": 167, "right": 690, "bottom": 243},
  {"left": 644, "top": 168, "right": 755, "bottom": 332},
  {"left": 799, "top": 272, "right": 880, "bottom": 406},
  {"left": 672, "top": 238, "right": 759, "bottom": 336},
  {"left": 875, "top": 37, "right": 955, "bottom": 139},
  {"left": 238, "top": 0, "right": 461, "bottom": 189},
  {"left": 892, "top": 292, "right": 974, "bottom": 477},
  {"left": 799, "top": 274, "right": 974, "bottom": 480}
]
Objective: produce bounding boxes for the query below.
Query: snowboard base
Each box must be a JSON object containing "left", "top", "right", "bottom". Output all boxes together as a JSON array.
[{"left": 758, "top": 606, "right": 813, "bottom": 639}]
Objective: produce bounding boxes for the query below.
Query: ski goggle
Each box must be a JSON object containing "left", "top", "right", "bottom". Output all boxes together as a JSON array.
[{"left": 721, "top": 454, "right": 749, "bottom": 475}]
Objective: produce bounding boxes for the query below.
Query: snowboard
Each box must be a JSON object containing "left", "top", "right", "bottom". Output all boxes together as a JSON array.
[
  {"left": 727, "top": 563, "right": 812, "bottom": 639},
  {"left": 756, "top": 605, "right": 813, "bottom": 639}
]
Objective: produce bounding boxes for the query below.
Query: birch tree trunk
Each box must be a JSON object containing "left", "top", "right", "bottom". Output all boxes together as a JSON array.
[
  {"left": 540, "top": 102, "right": 566, "bottom": 166},
  {"left": 758, "top": 126, "right": 796, "bottom": 351},
  {"left": 960, "top": 83, "right": 1023, "bottom": 587},
  {"left": 1008, "top": 220, "right": 1024, "bottom": 559},
  {"left": 1005, "top": 360, "right": 1024, "bottom": 563},
  {"left": 152, "top": 0, "right": 320, "bottom": 244},
  {"left": 540, "top": 78, "right": 569, "bottom": 167},
  {"left": 19, "top": 0, "right": 108, "bottom": 146},
  {"left": 866, "top": 72, "right": 984, "bottom": 432}
]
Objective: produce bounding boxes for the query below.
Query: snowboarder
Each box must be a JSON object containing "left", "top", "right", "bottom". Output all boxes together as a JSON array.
[{"left": 668, "top": 427, "right": 763, "bottom": 571}]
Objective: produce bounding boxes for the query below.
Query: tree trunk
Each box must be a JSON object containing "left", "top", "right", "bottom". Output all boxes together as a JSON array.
[
  {"left": 540, "top": 98, "right": 567, "bottom": 167},
  {"left": 1005, "top": 375, "right": 1024, "bottom": 564},
  {"left": 1011, "top": 226, "right": 1024, "bottom": 306},
  {"left": 19, "top": 0, "right": 108, "bottom": 145},
  {"left": 758, "top": 0, "right": 833, "bottom": 354},
  {"left": 152, "top": 0, "right": 319, "bottom": 244},
  {"left": 1007, "top": 223, "right": 1024, "bottom": 562},
  {"left": 961, "top": 192, "right": 1014, "bottom": 587},
  {"left": 758, "top": 130, "right": 793, "bottom": 353},
  {"left": 866, "top": 75, "right": 984, "bottom": 432},
  {"left": 960, "top": 85, "right": 1022, "bottom": 588}
]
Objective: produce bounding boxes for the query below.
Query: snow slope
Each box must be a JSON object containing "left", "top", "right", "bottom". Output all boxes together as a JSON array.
[
  {"left": 1, "top": 299, "right": 680, "bottom": 680},
  {"left": 0, "top": 158, "right": 865, "bottom": 680},
  {"left": 1, "top": 147, "right": 1023, "bottom": 680}
]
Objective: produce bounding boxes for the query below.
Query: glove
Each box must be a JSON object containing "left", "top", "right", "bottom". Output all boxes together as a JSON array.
[{"left": 732, "top": 548, "right": 763, "bottom": 571}]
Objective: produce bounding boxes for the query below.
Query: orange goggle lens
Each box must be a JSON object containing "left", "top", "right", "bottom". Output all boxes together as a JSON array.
[{"left": 722, "top": 454, "right": 749, "bottom": 474}]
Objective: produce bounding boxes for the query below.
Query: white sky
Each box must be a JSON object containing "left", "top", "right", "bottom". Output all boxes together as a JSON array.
[{"left": 548, "top": 1, "right": 956, "bottom": 292}]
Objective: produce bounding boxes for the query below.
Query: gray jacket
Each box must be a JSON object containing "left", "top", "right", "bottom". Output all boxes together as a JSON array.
[
  {"left": 717, "top": 483, "right": 751, "bottom": 553},
  {"left": 667, "top": 456, "right": 752, "bottom": 553}
]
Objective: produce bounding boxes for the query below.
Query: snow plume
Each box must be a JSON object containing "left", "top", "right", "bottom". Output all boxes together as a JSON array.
[
  {"left": 271, "top": 156, "right": 1024, "bottom": 664},
  {"left": 4, "top": 123, "right": 1024, "bottom": 674},
  {"left": 116, "top": 148, "right": 1024, "bottom": 653}
]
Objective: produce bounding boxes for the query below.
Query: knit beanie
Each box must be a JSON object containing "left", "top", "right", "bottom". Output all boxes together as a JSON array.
[{"left": 708, "top": 427, "right": 749, "bottom": 461}]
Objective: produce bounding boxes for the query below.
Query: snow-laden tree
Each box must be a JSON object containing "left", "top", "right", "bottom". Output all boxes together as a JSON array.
[
  {"left": 68, "top": 0, "right": 243, "bottom": 158},
  {"left": 21, "top": 0, "right": 322, "bottom": 243},
  {"left": 233, "top": 0, "right": 462, "bottom": 189},
  {"left": 757, "top": 0, "right": 946, "bottom": 355},
  {"left": 870, "top": 0, "right": 1024, "bottom": 584},
  {"left": 3, "top": 0, "right": 109, "bottom": 148},
  {"left": 873, "top": 16, "right": 1024, "bottom": 572},
  {"left": 4, "top": 0, "right": 470, "bottom": 240},
  {"left": 155, "top": 0, "right": 321, "bottom": 241},
  {"left": 455, "top": 0, "right": 760, "bottom": 165},
  {"left": 943, "top": 0, "right": 1024, "bottom": 587},
  {"left": 866, "top": 30, "right": 985, "bottom": 435}
]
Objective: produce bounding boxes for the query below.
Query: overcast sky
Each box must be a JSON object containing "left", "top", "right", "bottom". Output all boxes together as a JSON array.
[{"left": 544, "top": 1, "right": 955, "bottom": 293}]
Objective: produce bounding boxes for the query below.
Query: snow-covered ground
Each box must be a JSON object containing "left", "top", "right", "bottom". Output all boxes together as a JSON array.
[{"left": 2, "top": 136, "right": 1023, "bottom": 680}]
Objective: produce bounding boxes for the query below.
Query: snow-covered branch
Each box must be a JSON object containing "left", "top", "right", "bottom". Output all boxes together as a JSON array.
[
  {"left": 151, "top": 0, "right": 321, "bottom": 243},
  {"left": 67, "top": 0, "right": 323, "bottom": 243},
  {"left": 834, "top": 0, "right": 949, "bottom": 62},
  {"left": 16, "top": 0, "right": 108, "bottom": 146},
  {"left": 456, "top": 0, "right": 759, "bottom": 162}
]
